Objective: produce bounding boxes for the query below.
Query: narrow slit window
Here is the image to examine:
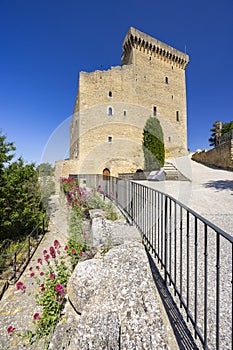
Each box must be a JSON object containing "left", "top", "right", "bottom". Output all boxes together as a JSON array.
[
  {"left": 108, "top": 107, "right": 113, "bottom": 115},
  {"left": 108, "top": 136, "right": 112, "bottom": 143},
  {"left": 153, "top": 106, "right": 157, "bottom": 117},
  {"left": 176, "top": 111, "right": 180, "bottom": 122},
  {"left": 123, "top": 110, "right": 127, "bottom": 116},
  {"left": 109, "top": 91, "right": 112, "bottom": 97},
  {"left": 165, "top": 76, "right": 169, "bottom": 84}
]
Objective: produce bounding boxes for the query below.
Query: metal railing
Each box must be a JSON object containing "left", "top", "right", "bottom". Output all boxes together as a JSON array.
[
  {"left": 0, "top": 218, "right": 46, "bottom": 299},
  {"left": 73, "top": 174, "right": 233, "bottom": 350}
]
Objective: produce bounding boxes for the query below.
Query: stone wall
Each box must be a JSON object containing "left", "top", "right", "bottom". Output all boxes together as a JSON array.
[
  {"left": 191, "top": 139, "right": 233, "bottom": 169},
  {"left": 54, "top": 159, "right": 80, "bottom": 193}
]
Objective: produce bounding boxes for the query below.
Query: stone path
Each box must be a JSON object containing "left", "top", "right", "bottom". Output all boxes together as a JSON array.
[{"left": 0, "top": 195, "right": 69, "bottom": 350}]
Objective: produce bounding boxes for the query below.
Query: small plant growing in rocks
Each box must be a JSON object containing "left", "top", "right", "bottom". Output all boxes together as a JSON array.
[{"left": 6, "top": 239, "right": 86, "bottom": 349}]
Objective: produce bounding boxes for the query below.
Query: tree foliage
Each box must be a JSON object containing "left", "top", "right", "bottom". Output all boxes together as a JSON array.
[
  {"left": 208, "top": 121, "right": 222, "bottom": 147},
  {"left": 143, "top": 117, "right": 165, "bottom": 171},
  {"left": 0, "top": 131, "right": 45, "bottom": 241},
  {"left": 222, "top": 121, "right": 233, "bottom": 135},
  {"left": 209, "top": 120, "right": 233, "bottom": 147},
  {"left": 37, "top": 162, "right": 54, "bottom": 177},
  {"left": 37, "top": 163, "right": 55, "bottom": 207}
]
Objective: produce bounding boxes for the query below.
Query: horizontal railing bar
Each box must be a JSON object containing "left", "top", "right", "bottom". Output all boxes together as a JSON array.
[{"left": 76, "top": 175, "right": 233, "bottom": 242}]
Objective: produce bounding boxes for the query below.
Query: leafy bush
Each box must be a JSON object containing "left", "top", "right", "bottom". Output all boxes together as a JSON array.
[
  {"left": 0, "top": 132, "right": 46, "bottom": 241},
  {"left": 143, "top": 117, "right": 165, "bottom": 170}
]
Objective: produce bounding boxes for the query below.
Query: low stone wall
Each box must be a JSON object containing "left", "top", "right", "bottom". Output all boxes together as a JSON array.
[
  {"left": 192, "top": 139, "right": 233, "bottom": 170},
  {"left": 49, "top": 211, "right": 178, "bottom": 350}
]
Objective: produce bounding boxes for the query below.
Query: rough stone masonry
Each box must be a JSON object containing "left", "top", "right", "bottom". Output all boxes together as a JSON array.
[{"left": 49, "top": 211, "right": 178, "bottom": 350}]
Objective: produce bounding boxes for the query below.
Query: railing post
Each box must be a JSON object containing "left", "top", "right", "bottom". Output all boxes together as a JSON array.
[
  {"left": 116, "top": 178, "right": 118, "bottom": 203},
  {"left": 42, "top": 217, "right": 45, "bottom": 235},
  {"left": 13, "top": 253, "right": 17, "bottom": 283},
  {"left": 164, "top": 196, "right": 168, "bottom": 284},
  {"left": 28, "top": 235, "right": 31, "bottom": 260}
]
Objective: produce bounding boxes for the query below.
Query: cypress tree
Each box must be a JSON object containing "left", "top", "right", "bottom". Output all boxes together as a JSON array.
[{"left": 143, "top": 117, "right": 165, "bottom": 171}]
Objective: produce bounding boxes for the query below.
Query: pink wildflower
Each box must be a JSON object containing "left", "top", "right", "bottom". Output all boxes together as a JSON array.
[
  {"left": 33, "top": 312, "right": 41, "bottom": 321},
  {"left": 54, "top": 240, "right": 61, "bottom": 249},
  {"left": 43, "top": 249, "right": 47, "bottom": 255},
  {"left": 40, "top": 271, "right": 44, "bottom": 276},
  {"left": 29, "top": 266, "right": 33, "bottom": 271},
  {"left": 40, "top": 283, "right": 45, "bottom": 291},
  {"left": 36, "top": 265, "right": 40, "bottom": 270},
  {"left": 71, "top": 248, "right": 76, "bottom": 254},
  {"left": 7, "top": 326, "right": 15, "bottom": 335},
  {"left": 64, "top": 246, "right": 68, "bottom": 251},
  {"left": 37, "top": 258, "right": 42, "bottom": 265},
  {"left": 55, "top": 284, "right": 65, "bottom": 297},
  {"left": 50, "top": 273, "right": 55, "bottom": 279},
  {"left": 30, "top": 272, "right": 35, "bottom": 278},
  {"left": 79, "top": 251, "right": 83, "bottom": 256},
  {"left": 49, "top": 246, "right": 56, "bottom": 259},
  {"left": 16, "top": 281, "right": 26, "bottom": 293},
  {"left": 44, "top": 254, "right": 50, "bottom": 262}
]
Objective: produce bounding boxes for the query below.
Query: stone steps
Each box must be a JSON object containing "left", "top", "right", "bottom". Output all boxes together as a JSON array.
[{"left": 164, "top": 162, "right": 189, "bottom": 181}]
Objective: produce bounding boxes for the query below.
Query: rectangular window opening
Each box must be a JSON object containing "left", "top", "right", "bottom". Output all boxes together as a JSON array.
[{"left": 153, "top": 106, "right": 157, "bottom": 117}]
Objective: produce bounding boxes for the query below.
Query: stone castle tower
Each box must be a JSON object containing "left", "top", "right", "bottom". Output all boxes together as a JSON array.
[{"left": 62, "top": 27, "right": 189, "bottom": 178}]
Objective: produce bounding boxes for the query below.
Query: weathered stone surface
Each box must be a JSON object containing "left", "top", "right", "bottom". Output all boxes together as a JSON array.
[
  {"left": 90, "top": 208, "right": 141, "bottom": 248},
  {"left": 67, "top": 258, "right": 102, "bottom": 314},
  {"left": 192, "top": 139, "right": 233, "bottom": 170},
  {"left": 66, "top": 241, "right": 170, "bottom": 349}
]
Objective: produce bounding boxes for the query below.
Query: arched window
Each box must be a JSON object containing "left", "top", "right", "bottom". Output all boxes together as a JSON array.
[
  {"left": 109, "top": 91, "right": 112, "bottom": 97},
  {"left": 103, "top": 168, "right": 110, "bottom": 180},
  {"left": 108, "top": 107, "right": 113, "bottom": 115}
]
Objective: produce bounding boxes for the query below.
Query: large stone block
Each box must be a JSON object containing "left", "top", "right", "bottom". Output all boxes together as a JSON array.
[{"left": 67, "top": 242, "right": 171, "bottom": 349}]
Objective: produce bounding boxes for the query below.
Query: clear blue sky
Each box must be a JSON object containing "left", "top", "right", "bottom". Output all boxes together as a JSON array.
[{"left": 1, "top": 0, "right": 233, "bottom": 164}]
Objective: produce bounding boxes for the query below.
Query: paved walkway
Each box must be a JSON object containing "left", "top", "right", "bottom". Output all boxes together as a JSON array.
[
  {"left": 139, "top": 156, "right": 233, "bottom": 235},
  {"left": 0, "top": 195, "right": 69, "bottom": 350}
]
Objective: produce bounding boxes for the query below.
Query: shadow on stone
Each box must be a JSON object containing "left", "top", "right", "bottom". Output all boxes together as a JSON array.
[
  {"left": 145, "top": 248, "right": 199, "bottom": 350},
  {"left": 203, "top": 180, "right": 233, "bottom": 192}
]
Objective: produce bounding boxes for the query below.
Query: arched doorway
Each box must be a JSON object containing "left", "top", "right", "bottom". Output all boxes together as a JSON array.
[{"left": 103, "top": 168, "right": 110, "bottom": 180}]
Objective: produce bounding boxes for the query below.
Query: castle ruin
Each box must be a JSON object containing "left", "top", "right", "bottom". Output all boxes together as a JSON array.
[{"left": 57, "top": 27, "right": 189, "bottom": 180}]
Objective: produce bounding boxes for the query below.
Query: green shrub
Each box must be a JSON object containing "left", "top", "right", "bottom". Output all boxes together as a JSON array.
[{"left": 143, "top": 117, "right": 165, "bottom": 170}]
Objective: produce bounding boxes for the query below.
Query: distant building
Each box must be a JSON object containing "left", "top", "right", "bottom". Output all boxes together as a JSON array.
[{"left": 57, "top": 27, "right": 189, "bottom": 181}]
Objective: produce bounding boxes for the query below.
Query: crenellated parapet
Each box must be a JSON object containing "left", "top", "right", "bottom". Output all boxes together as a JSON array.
[{"left": 122, "top": 27, "right": 189, "bottom": 69}]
